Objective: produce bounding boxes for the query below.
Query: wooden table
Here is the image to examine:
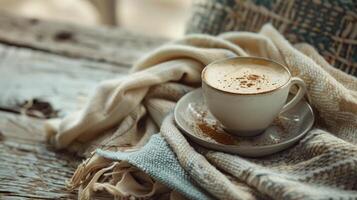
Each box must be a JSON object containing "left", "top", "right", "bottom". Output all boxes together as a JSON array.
[{"left": 0, "top": 13, "right": 166, "bottom": 199}]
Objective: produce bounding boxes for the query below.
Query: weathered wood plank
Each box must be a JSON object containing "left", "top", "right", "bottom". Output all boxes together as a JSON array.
[
  {"left": 0, "top": 43, "right": 125, "bottom": 199},
  {"left": 0, "top": 112, "right": 112, "bottom": 199},
  {"left": 0, "top": 111, "right": 79, "bottom": 199},
  {"left": 0, "top": 13, "right": 166, "bottom": 199},
  {"left": 0, "top": 13, "right": 164, "bottom": 199},
  {"left": 0, "top": 42, "right": 119, "bottom": 198},
  {"left": 0, "top": 12, "right": 166, "bottom": 66},
  {"left": 0, "top": 43, "right": 128, "bottom": 116}
]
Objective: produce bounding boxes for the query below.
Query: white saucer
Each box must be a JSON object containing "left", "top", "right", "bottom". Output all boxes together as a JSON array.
[{"left": 174, "top": 89, "right": 314, "bottom": 157}]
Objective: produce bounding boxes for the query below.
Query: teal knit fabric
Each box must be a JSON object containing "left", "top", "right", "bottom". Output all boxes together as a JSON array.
[{"left": 96, "top": 134, "right": 212, "bottom": 200}]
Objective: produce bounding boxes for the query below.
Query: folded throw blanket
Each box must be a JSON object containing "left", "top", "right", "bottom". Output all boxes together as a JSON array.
[{"left": 45, "top": 24, "right": 357, "bottom": 200}]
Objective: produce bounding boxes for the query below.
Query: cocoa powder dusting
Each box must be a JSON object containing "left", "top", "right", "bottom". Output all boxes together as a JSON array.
[
  {"left": 234, "top": 73, "right": 267, "bottom": 90},
  {"left": 217, "top": 72, "right": 270, "bottom": 91},
  {"left": 247, "top": 74, "right": 260, "bottom": 80},
  {"left": 197, "top": 123, "right": 235, "bottom": 145}
]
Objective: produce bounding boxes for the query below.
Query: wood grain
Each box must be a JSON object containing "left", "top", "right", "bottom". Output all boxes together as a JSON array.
[
  {"left": 0, "top": 12, "right": 166, "bottom": 66},
  {"left": 0, "top": 112, "right": 79, "bottom": 199},
  {"left": 0, "top": 112, "right": 114, "bottom": 200},
  {"left": 0, "top": 43, "right": 127, "bottom": 116},
  {"left": 0, "top": 13, "right": 165, "bottom": 199}
]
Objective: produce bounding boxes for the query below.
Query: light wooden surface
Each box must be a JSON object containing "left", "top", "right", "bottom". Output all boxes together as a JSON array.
[{"left": 0, "top": 13, "right": 166, "bottom": 199}]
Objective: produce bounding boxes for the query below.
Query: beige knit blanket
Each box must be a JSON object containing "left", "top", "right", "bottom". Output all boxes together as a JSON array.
[{"left": 46, "top": 24, "right": 357, "bottom": 199}]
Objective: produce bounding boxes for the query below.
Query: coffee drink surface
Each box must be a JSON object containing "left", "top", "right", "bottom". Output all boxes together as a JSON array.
[
  {"left": 202, "top": 57, "right": 307, "bottom": 136},
  {"left": 203, "top": 62, "right": 290, "bottom": 94}
]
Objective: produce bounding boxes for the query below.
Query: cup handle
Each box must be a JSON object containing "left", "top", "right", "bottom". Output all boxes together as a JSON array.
[{"left": 280, "top": 77, "right": 307, "bottom": 113}]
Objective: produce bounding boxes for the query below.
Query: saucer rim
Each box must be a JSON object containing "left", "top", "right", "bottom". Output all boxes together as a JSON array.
[{"left": 174, "top": 88, "right": 314, "bottom": 151}]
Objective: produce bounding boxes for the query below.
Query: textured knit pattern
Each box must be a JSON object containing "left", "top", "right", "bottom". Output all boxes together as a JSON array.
[
  {"left": 45, "top": 24, "right": 357, "bottom": 199},
  {"left": 96, "top": 134, "right": 212, "bottom": 200},
  {"left": 161, "top": 115, "right": 357, "bottom": 200},
  {"left": 186, "top": 0, "right": 357, "bottom": 76}
]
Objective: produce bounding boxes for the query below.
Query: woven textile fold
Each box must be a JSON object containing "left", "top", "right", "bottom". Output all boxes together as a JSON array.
[{"left": 46, "top": 24, "right": 357, "bottom": 200}]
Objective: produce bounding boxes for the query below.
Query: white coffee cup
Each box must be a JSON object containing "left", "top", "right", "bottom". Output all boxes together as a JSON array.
[{"left": 202, "top": 57, "right": 307, "bottom": 136}]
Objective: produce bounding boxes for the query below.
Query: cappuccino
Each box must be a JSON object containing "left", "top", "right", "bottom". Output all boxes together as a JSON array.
[
  {"left": 202, "top": 57, "right": 306, "bottom": 136},
  {"left": 203, "top": 61, "right": 290, "bottom": 94}
]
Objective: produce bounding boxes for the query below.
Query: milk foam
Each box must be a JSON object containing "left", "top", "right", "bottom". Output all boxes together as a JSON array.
[{"left": 204, "top": 62, "right": 290, "bottom": 94}]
